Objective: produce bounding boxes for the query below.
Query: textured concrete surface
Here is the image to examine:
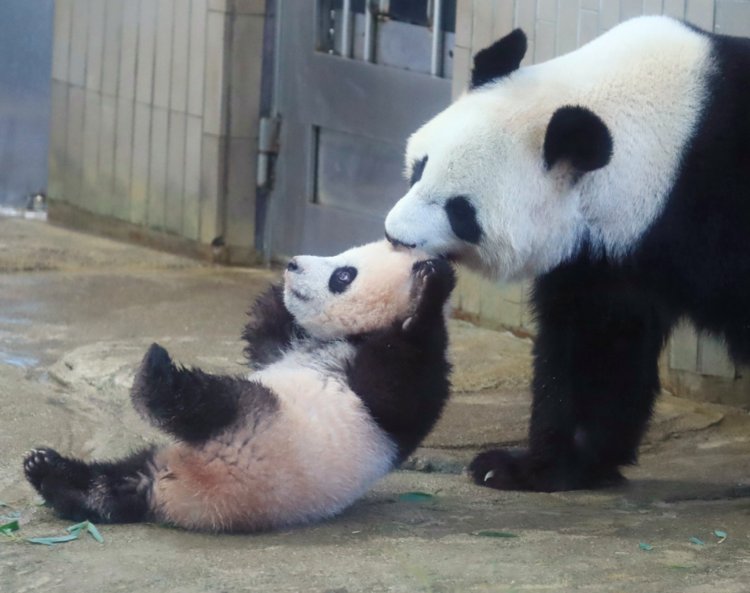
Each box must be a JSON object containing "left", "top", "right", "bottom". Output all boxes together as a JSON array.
[{"left": 1, "top": 218, "right": 749, "bottom": 592}]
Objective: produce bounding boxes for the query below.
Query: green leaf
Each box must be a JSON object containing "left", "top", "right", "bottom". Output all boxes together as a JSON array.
[
  {"left": 66, "top": 521, "right": 89, "bottom": 534},
  {"left": 0, "top": 520, "right": 20, "bottom": 535},
  {"left": 27, "top": 533, "right": 81, "bottom": 546},
  {"left": 473, "top": 530, "right": 518, "bottom": 538},
  {"left": 639, "top": 542, "right": 653, "bottom": 551},
  {"left": 86, "top": 522, "right": 104, "bottom": 543},
  {"left": 689, "top": 537, "right": 705, "bottom": 546},
  {"left": 714, "top": 530, "right": 727, "bottom": 540},
  {"left": 398, "top": 492, "right": 435, "bottom": 503}
]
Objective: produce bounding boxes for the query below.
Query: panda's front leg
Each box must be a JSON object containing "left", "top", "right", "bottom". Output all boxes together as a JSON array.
[
  {"left": 470, "top": 262, "right": 676, "bottom": 491},
  {"left": 242, "top": 284, "right": 304, "bottom": 370},
  {"left": 346, "top": 259, "right": 454, "bottom": 459},
  {"left": 401, "top": 258, "right": 456, "bottom": 337}
]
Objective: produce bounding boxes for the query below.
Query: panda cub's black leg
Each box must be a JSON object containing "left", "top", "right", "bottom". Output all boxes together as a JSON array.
[
  {"left": 131, "top": 344, "right": 242, "bottom": 443},
  {"left": 23, "top": 447, "right": 155, "bottom": 523},
  {"left": 132, "top": 343, "right": 278, "bottom": 443}
]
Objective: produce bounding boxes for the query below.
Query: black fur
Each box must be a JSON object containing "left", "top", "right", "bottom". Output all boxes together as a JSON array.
[
  {"left": 24, "top": 447, "right": 156, "bottom": 523},
  {"left": 329, "top": 266, "right": 358, "bottom": 294},
  {"left": 471, "top": 28, "right": 527, "bottom": 88},
  {"left": 347, "top": 258, "right": 455, "bottom": 461},
  {"left": 472, "top": 31, "right": 750, "bottom": 492},
  {"left": 543, "top": 106, "right": 613, "bottom": 173},
  {"left": 242, "top": 284, "right": 305, "bottom": 369},
  {"left": 131, "top": 343, "right": 278, "bottom": 443},
  {"left": 445, "top": 196, "right": 483, "bottom": 244}
]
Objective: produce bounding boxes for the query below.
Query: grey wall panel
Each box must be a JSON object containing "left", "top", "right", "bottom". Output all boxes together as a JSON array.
[
  {"left": 113, "top": 97, "right": 135, "bottom": 221},
  {"left": 81, "top": 90, "right": 102, "bottom": 211},
  {"left": 136, "top": 0, "right": 158, "bottom": 105},
  {"left": 188, "top": 0, "right": 208, "bottom": 117},
  {"left": 102, "top": 0, "right": 123, "bottom": 97},
  {"left": 52, "top": 0, "right": 72, "bottom": 82},
  {"left": 130, "top": 102, "right": 152, "bottom": 225},
  {"left": 85, "top": 0, "right": 106, "bottom": 92},
  {"left": 69, "top": 0, "right": 89, "bottom": 87},
  {"left": 165, "top": 111, "right": 187, "bottom": 233},
  {"left": 170, "top": 0, "right": 191, "bottom": 114},
  {"left": 148, "top": 106, "right": 170, "bottom": 229},
  {"left": 119, "top": 0, "right": 140, "bottom": 101},
  {"left": 183, "top": 115, "right": 203, "bottom": 240}
]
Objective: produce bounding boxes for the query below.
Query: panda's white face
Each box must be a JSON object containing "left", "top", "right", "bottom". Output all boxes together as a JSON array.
[
  {"left": 385, "top": 16, "right": 711, "bottom": 282},
  {"left": 283, "top": 240, "right": 428, "bottom": 340},
  {"left": 385, "top": 88, "right": 588, "bottom": 282}
]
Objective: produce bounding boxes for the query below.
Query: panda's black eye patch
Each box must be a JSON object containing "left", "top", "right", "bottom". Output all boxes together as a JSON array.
[
  {"left": 409, "top": 156, "right": 428, "bottom": 187},
  {"left": 445, "top": 196, "right": 483, "bottom": 244},
  {"left": 329, "top": 266, "right": 358, "bottom": 294}
]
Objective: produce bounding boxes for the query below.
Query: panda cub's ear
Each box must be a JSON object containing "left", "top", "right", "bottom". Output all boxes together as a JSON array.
[
  {"left": 543, "top": 106, "right": 613, "bottom": 174},
  {"left": 471, "top": 29, "right": 527, "bottom": 88}
]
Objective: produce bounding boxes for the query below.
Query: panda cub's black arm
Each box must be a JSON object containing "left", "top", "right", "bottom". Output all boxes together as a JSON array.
[
  {"left": 242, "top": 284, "right": 304, "bottom": 369},
  {"left": 347, "top": 259, "right": 455, "bottom": 461}
]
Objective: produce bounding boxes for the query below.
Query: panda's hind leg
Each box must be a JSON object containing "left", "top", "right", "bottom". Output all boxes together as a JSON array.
[{"left": 23, "top": 447, "right": 155, "bottom": 523}]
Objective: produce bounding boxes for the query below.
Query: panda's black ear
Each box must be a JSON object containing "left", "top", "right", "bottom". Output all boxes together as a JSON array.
[
  {"left": 471, "top": 29, "right": 527, "bottom": 88},
  {"left": 543, "top": 106, "right": 613, "bottom": 173}
]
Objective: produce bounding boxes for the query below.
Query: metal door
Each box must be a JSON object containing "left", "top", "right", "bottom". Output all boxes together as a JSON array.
[
  {"left": 0, "top": 0, "right": 53, "bottom": 209},
  {"left": 262, "top": 0, "right": 455, "bottom": 258}
]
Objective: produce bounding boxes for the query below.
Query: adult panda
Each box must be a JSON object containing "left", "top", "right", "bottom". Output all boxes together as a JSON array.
[
  {"left": 385, "top": 16, "right": 750, "bottom": 492},
  {"left": 24, "top": 241, "right": 455, "bottom": 531}
]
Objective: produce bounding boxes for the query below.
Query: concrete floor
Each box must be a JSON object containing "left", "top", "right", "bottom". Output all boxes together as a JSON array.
[{"left": 1, "top": 217, "right": 749, "bottom": 592}]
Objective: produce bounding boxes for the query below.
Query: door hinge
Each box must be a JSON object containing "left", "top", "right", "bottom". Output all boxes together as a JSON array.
[{"left": 256, "top": 116, "right": 281, "bottom": 190}]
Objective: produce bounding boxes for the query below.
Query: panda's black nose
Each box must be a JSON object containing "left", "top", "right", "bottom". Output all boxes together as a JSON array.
[{"left": 286, "top": 258, "right": 300, "bottom": 272}]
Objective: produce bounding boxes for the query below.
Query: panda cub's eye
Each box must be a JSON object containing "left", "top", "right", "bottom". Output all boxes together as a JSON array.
[{"left": 329, "top": 266, "right": 358, "bottom": 294}]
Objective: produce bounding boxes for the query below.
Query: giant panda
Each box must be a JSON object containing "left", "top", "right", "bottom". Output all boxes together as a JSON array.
[
  {"left": 23, "top": 240, "right": 455, "bottom": 531},
  {"left": 384, "top": 16, "right": 750, "bottom": 492}
]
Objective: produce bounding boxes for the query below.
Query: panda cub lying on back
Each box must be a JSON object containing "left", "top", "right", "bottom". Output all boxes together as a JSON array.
[{"left": 23, "top": 241, "right": 455, "bottom": 532}]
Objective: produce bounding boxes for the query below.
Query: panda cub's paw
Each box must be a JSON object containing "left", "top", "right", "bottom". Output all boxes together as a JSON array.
[
  {"left": 23, "top": 447, "right": 85, "bottom": 493},
  {"left": 24, "top": 448, "right": 58, "bottom": 491},
  {"left": 403, "top": 259, "right": 456, "bottom": 332}
]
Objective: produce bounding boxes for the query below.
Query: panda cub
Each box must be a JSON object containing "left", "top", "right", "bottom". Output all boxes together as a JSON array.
[{"left": 23, "top": 241, "right": 455, "bottom": 532}]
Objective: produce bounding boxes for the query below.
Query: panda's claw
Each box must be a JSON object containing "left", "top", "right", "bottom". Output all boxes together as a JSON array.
[
  {"left": 410, "top": 259, "right": 456, "bottom": 313},
  {"left": 23, "top": 447, "right": 63, "bottom": 492}
]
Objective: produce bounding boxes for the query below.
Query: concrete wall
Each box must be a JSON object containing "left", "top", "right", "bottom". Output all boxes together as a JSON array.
[
  {"left": 48, "top": 0, "right": 265, "bottom": 263},
  {"left": 451, "top": 0, "right": 750, "bottom": 405}
]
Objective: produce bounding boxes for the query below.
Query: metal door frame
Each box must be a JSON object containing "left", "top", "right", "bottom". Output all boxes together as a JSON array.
[{"left": 257, "top": 0, "right": 453, "bottom": 261}]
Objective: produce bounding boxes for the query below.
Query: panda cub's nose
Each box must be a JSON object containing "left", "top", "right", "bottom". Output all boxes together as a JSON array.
[{"left": 286, "top": 258, "right": 300, "bottom": 272}]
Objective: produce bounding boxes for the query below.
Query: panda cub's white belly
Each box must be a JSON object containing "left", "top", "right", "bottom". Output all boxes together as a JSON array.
[{"left": 249, "top": 340, "right": 397, "bottom": 522}]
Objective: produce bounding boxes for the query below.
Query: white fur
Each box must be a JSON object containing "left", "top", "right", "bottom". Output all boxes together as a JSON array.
[
  {"left": 385, "top": 16, "right": 713, "bottom": 281},
  {"left": 284, "top": 240, "right": 428, "bottom": 339}
]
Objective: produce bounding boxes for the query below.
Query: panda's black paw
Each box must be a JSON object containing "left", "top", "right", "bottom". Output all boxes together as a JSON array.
[
  {"left": 469, "top": 448, "right": 627, "bottom": 492},
  {"left": 469, "top": 448, "right": 532, "bottom": 491},
  {"left": 23, "top": 447, "right": 67, "bottom": 492},
  {"left": 404, "top": 259, "right": 456, "bottom": 332}
]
